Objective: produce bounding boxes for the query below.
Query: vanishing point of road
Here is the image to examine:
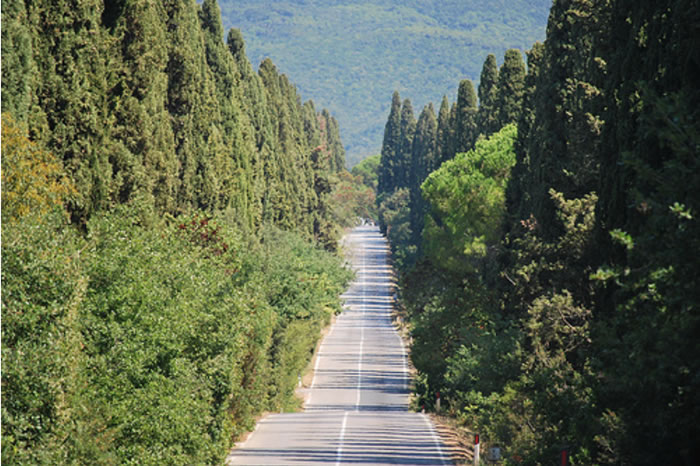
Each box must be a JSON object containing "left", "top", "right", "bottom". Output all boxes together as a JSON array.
[{"left": 226, "top": 225, "right": 450, "bottom": 465}]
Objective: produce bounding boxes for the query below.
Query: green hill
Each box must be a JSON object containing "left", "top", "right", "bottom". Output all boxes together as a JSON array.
[{"left": 218, "top": 0, "right": 550, "bottom": 166}]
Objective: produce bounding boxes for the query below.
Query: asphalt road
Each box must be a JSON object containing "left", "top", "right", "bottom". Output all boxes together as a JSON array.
[{"left": 226, "top": 225, "right": 450, "bottom": 465}]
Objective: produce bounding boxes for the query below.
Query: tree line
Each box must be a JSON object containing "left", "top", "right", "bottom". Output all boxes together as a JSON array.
[
  {"left": 376, "top": 0, "right": 699, "bottom": 463},
  {"left": 1, "top": 0, "right": 359, "bottom": 463}
]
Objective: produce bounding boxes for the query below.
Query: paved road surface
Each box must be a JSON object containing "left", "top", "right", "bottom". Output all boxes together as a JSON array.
[{"left": 227, "top": 225, "right": 450, "bottom": 465}]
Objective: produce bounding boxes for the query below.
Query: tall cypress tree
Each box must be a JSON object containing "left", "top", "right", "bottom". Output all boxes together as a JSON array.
[
  {"left": 1, "top": 0, "right": 35, "bottom": 123},
  {"left": 110, "top": 0, "right": 179, "bottom": 212},
  {"left": 436, "top": 95, "right": 453, "bottom": 167},
  {"left": 454, "top": 79, "right": 478, "bottom": 154},
  {"left": 378, "top": 91, "right": 402, "bottom": 197},
  {"left": 506, "top": 41, "right": 544, "bottom": 224},
  {"left": 30, "top": 0, "right": 116, "bottom": 222},
  {"left": 476, "top": 54, "right": 500, "bottom": 138},
  {"left": 199, "top": 0, "right": 260, "bottom": 227},
  {"left": 520, "top": 2, "right": 605, "bottom": 238},
  {"left": 409, "top": 103, "right": 438, "bottom": 247},
  {"left": 396, "top": 98, "right": 417, "bottom": 190},
  {"left": 495, "top": 49, "right": 527, "bottom": 129}
]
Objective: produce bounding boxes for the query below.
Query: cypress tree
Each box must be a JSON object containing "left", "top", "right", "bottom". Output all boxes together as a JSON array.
[
  {"left": 199, "top": 0, "right": 258, "bottom": 225},
  {"left": 163, "top": 0, "right": 223, "bottom": 211},
  {"left": 30, "top": 0, "right": 116, "bottom": 222},
  {"left": 495, "top": 49, "right": 527, "bottom": 129},
  {"left": 522, "top": 1, "right": 605, "bottom": 238},
  {"left": 396, "top": 98, "right": 417, "bottom": 190},
  {"left": 454, "top": 79, "right": 478, "bottom": 154},
  {"left": 506, "top": 41, "right": 544, "bottom": 224},
  {"left": 111, "top": 0, "right": 179, "bottom": 212},
  {"left": 594, "top": 1, "right": 700, "bottom": 462},
  {"left": 476, "top": 54, "right": 500, "bottom": 138},
  {"left": 327, "top": 115, "right": 346, "bottom": 172},
  {"left": 1, "top": 0, "right": 35, "bottom": 122},
  {"left": 436, "top": 95, "right": 453, "bottom": 167},
  {"left": 409, "top": 103, "right": 438, "bottom": 247},
  {"left": 378, "top": 91, "right": 402, "bottom": 197}
]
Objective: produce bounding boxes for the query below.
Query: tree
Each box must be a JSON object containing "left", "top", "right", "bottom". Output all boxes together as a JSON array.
[
  {"left": 1, "top": 0, "right": 35, "bottom": 122},
  {"left": 453, "top": 79, "right": 478, "bottom": 154},
  {"left": 494, "top": 49, "right": 526, "bottom": 129},
  {"left": 436, "top": 95, "right": 454, "bottom": 166},
  {"left": 409, "top": 104, "right": 438, "bottom": 248},
  {"left": 396, "top": 98, "right": 417, "bottom": 190},
  {"left": 377, "top": 91, "right": 402, "bottom": 199},
  {"left": 1, "top": 113, "right": 76, "bottom": 223},
  {"left": 422, "top": 124, "right": 517, "bottom": 275},
  {"left": 476, "top": 54, "right": 499, "bottom": 138}
]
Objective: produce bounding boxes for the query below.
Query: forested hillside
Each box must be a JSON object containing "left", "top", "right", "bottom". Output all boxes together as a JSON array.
[
  {"left": 376, "top": 0, "right": 700, "bottom": 463},
  {"left": 1, "top": 0, "right": 366, "bottom": 463},
  {"left": 218, "top": 0, "right": 550, "bottom": 165}
]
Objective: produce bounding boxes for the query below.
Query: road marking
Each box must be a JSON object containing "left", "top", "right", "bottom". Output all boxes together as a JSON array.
[
  {"left": 356, "top": 250, "right": 366, "bottom": 411},
  {"left": 335, "top": 411, "right": 349, "bottom": 466},
  {"left": 421, "top": 413, "right": 448, "bottom": 465}
]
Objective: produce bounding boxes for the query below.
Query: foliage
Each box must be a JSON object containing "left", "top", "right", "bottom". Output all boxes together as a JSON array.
[
  {"left": 1, "top": 0, "right": 354, "bottom": 462},
  {"left": 2, "top": 206, "right": 352, "bottom": 464},
  {"left": 377, "top": 1, "right": 700, "bottom": 464},
  {"left": 331, "top": 170, "right": 377, "bottom": 225},
  {"left": 351, "top": 154, "right": 381, "bottom": 191},
  {"left": 1, "top": 113, "right": 76, "bottom": 223},
  {"left": 421, "top": 124, "right": 517, "bottom": 274}
]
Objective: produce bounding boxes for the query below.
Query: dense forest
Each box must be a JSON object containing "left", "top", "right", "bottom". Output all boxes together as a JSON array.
[
  {"left": 376, "top": 0, "right": 699, "bottom": 464},
  {"left": 0, "top": 0, "right": 375, "bottom": 463},
  {"left": 217, "top": 0, "right": 551, "bottom": 165}
]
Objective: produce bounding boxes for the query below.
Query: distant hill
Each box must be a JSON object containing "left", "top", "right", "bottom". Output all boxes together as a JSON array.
[{"left": 218, "top": 0, "right": 551, "bottom": 166}]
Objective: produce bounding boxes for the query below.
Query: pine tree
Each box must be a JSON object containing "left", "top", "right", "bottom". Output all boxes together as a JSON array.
[
  {"left": 454, "top": 79, "right": 478, "bottom": 154},
  {"left": 476, "top": 54, "right": 499, "bottom": 138},
  {"left": 495, "top": 49, "right": 526, "bottom": 129}
]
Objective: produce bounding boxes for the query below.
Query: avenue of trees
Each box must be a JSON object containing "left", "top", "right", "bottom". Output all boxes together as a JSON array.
[
  {"left": 1, "top": 0, "right": 365, "bottom": 463},
  {"left": 376, "top": 0, "right": 699, "bottom": 464}
]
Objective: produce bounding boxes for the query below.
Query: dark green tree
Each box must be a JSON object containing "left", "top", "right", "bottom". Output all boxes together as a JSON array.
[
  {"left": 436, "top": 95, "right": 454, "bottom": 167},
  {"left": 494, "top": 49, "right": 526, "bottom": 129},
  {"left": 1, "top": 0, "right": 35, "bottom": 122},
  {"left": 453, "top": 79, "right": 478, "bottom": 154},
  {"left": 476, "top": 53, "right": 500, "bottom": 138},
  {"left": 396, "top": 98, "right": 417, "bottom": 190},
  {"left": 377, "top": 91, "right": 402, "bottom": 199},
  {"left": 409, "top": 104, "right": 438, "bottom": 248}
]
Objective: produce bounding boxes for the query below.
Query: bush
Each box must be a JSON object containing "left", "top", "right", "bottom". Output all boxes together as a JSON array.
[{"left": 2, "top": 206, "right": 352, "bottom": 464}]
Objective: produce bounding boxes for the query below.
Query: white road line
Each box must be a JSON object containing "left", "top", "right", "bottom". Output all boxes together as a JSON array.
[
  {"left": 421, "top": 413, "right": 449, "bottom": 465},
  {"left": 335, "top": 411, "right": 349, "bottom": 465},
  {"left": 356, "top": 250, "right": 366, "bottom": 411}
]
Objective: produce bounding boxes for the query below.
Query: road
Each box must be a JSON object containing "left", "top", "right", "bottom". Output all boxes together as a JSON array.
[{"left": 226, "top": 225, "right": 450, "bottom": 465}]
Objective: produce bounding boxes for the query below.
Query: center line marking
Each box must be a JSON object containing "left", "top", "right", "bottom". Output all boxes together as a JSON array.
[
  {"left": 335, "top": 411, "right": 349, "bottom": 466},
  {"left": 356, "top": 250, "right": 366, "bottom": 411}
]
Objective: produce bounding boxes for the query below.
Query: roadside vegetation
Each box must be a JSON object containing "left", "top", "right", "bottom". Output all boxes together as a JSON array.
[
  {"left": 1, "top": 1, "right": 358, "bottom": 463},
  {"left": 376, "top": 1, "right": 700, "bottom": 463}
]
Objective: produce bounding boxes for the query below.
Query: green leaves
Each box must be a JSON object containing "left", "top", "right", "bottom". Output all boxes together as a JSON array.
[{"left": 421, "top": 124, "right": 517, "bottom": 274}]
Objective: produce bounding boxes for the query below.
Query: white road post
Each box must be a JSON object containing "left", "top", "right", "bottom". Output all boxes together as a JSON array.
[{"left": 474, "top": 433, "right": 480, "bottom": 466}]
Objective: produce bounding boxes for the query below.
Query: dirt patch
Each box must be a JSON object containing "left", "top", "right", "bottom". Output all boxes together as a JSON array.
[{"left": 430, "top": 413, "right": 476, "bottom": 465}]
